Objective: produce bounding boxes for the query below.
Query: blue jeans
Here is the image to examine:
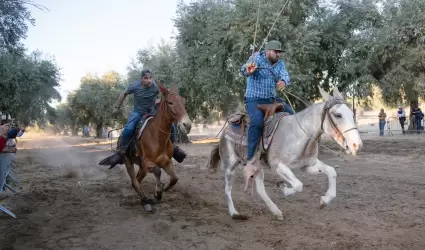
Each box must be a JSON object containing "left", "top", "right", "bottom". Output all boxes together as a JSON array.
[
  {"left": 171, "top": 123, "right": 177, "bottom": 143},
  {"left": 245, "top": 97, "right": 275, "bottom": 160},
  {"left": 120, "top": 111, "right": 143, "bottom": 148},
  {"left": 275, "top": 97, "right": 295, "bottom": 115},
  {"left": 119, "top": 111, "right": 178, "bottom": 149},
  {"left": 416, "top": 117, "right": 422, "bottom": 131},
  {"left": 379, "top": 120, "right": 386, "bottom": 136}
]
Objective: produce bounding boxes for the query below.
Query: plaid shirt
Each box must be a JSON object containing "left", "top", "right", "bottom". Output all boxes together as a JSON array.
[{"left": 241, "top": 51, "right": 291, "bottom": 98}]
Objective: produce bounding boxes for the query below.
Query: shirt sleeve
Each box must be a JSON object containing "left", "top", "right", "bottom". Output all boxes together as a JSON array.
[
  {"left": 241, "top": 52, "right": 261, "bottom": 77},
  {"left": 124, "top": 82, "right": 136, "bottom": 95},
  {"left": 277, "top": 60, "right": 291, "bottom": 86}
]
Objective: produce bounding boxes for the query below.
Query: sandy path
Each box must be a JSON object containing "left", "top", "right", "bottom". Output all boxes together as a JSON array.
[{"left": 1, "top": 134, "right": 425, "bottom": 250}]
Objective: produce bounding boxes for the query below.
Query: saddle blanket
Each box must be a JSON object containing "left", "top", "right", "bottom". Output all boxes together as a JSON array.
[{"left": 225, "top": 112, "right": 288, "bottom": 151}]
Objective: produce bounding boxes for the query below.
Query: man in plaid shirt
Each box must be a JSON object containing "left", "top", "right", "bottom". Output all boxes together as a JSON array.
[{"left": 240, "top": 40, "right": 292, "bottom": 187}]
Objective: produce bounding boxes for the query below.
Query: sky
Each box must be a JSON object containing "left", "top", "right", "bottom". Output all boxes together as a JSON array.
[{"left": 24, "top": 0, "right": 179, "bottom": 101}]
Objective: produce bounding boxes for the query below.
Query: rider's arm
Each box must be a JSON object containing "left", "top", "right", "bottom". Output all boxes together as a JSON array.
[
  {"left": 241, "top": 52, "right": 260, "bottom": 77},
  {"left": 115, "top": 92, "right": 128, "bottom": 108},
  {"left": 276, "top": 60, "right": 291, "bottom": 86},
  {"left": 116, "top": 83, "right": 135, "bottom": 108}
]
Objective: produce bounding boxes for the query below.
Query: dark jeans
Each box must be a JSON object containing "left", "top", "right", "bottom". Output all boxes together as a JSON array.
[
  {"left": 416, "top": 117, "right": 422, "bottom": 132},
  {"left": 399, "top": 117, "right": 406, "bottom": 132},
  {"left": 245, "top": 97, "right": 294, "bottom": 160},
  {"left": 379, "top": 120, "right": 386, "bottom": 136},
  {"left": 119, "top": 111, "right": 177, "bottom": 149}
]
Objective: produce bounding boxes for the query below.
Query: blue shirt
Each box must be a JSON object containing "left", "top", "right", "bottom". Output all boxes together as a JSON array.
[
  {"left": 241, "top": 51, "right": 291, "bottom": 98},
  {"left": 125, "top": 80, "right": 159, "bottom": 114}
]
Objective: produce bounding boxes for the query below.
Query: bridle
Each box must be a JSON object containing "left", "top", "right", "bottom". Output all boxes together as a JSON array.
[
  {"left": 320, "top": 98, "right": 358, "bottom": 145},
  {"left": 159, "top": 92, "right": 178, "bottom": 123}
]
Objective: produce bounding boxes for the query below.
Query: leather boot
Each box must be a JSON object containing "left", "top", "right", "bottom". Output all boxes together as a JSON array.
[
  {"left": 99, "top": 147, "right": 126, "bottom": 169},
  {"left": 172, "top": 145, "right": 187, "bottom": 163}
]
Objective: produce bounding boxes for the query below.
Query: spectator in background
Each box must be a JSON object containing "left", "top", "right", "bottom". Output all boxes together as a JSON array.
[
  {"left": 8, "top": 124, "right": 25, "bottom": 139},
  {"left": 83, "top": 125, "right": 89, "bottom": 137},
  {"left": 0, "top": 124, "right": 9, "bottom": 152},
  {"left": 397, "top": 105, "right": 406, "bottom": 134},
  {"left": 411, "top": 107, "right": 424, "bottom": 133},
  {"left": 378, "top": 108, "right": 386, "bottom": 136}
]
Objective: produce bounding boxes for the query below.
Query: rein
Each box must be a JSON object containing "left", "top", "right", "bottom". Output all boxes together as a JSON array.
[
  {"left": 320, "top": 98, "right": 358, "bottom": 142},
  {"left": 156, "top": 93, "right": 178, "bottom": 136},
  {"left": 251, "top": 66, "right": 358, "bottom": 156},
  {"left": 281, "top": 91, "right": 357, "bottom": 159}
]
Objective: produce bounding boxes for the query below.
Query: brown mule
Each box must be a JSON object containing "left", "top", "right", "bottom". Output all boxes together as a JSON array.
[{"left": 103, "top": 83, "right": 192, "bottom": 212}]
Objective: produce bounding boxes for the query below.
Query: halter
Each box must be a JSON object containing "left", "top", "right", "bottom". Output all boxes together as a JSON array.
[
  {"left": 159, "top": 92, "right": 178, "bottom": 123},
  {"left": 156, "top": 92, "right": 181, "bottom": 136},
  {"left": 320, "top": 98, "right": 358, "bottom": 144}
]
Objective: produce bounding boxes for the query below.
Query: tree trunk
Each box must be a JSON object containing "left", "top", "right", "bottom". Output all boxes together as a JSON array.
[
  {"left": 176, "top": 126, "right": 191, "bottom": 144},
  {"left": 96, "top": 123, "right": 103, "bottom": 138},
  {"left": 408, "top": 99, "right": 418, "bottom": 132},
  {"left": 71, "top": 126, "right": 78, "bottom": 136}
]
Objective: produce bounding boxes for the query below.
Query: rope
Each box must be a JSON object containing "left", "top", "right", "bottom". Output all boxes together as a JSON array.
[
  {"left": 256, "top": 0, "right": 291, "bottom": 52},
  {"left": 251, "top": 0, "right": 262, "bottom": 58},
  {"left": 248, "top": 0, "right": 291, "bottom": 63},
  {"left": 280, "top": 89, "right": 348, "bottom": 159}
]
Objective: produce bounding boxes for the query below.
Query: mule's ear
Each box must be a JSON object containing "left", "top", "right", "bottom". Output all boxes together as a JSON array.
[
  {"left": 157, "top": 82, "right": 169, "bottom": 95},
  {"left": 171, "top": 82, "right": 179, "bottom": 95},
  {"left": 332, "top": 86, "right": 344, "bottom": 100},
  {"left": 318, "top": 86, "right": 331, "bottom": 101}
]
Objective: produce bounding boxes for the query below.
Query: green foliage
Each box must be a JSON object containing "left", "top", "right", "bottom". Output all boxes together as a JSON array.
[
  {"left": 65, "top": 72, "right": 124, "bottom": 137},
  {"left": 6, "top": 0, "right": 424, "bottom": 133},
  {"left": 368, "top": 0, "right": 425, "bottom": 105},
  {"left": 0, "top": 0, "right": 61, "bottom": 127},
  {"left": 0, "top": 0, "right": 35, "bottom": 53},
  {"left": 0, "top": 51, "right": 61, "bottom": 125}
]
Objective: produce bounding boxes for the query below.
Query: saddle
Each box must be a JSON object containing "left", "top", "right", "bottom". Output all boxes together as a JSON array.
[
  {"left": 226, "top": 100, "right": 289, "bottom": 162},
  {"left": 135, "top": 114, "right": 154, "bottom": 140},
  {"left": 228, "top": 101, "right": 285, "bottom": 130}
]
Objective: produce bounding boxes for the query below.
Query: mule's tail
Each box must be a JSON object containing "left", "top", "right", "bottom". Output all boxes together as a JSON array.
[{"left": 205, "top": 144, "right": 220, "bottom": 174}]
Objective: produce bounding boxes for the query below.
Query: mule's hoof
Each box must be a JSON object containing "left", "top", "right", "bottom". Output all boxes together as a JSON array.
[
  {"left": 275, "top": 214, "right": 284, "bottom": 221},
  {"left": 154, "top": 192, "right": 163, "bottom": 201},
  {"left": 319, "top": 197, "right": 327, "bottom": 209},
  {"left": 231, "top": 214, "right": 249, "bottom": 220},
  {"left": 276, "top": 181, "right": 285, "bottom": 188},
  {"left": 143, "top": 204, "right": 153, "bottom": 212},
  {"left": 141, "top": 198, "right": 156, "bottom": 206}
]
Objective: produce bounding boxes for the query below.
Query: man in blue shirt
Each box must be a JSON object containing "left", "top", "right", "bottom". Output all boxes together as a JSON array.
[
  {"left": 99, "top": 69, "right": 186, "bottom": 168},
  {"left": 240, "top": 40, "right": 293, "bottom": 184}
]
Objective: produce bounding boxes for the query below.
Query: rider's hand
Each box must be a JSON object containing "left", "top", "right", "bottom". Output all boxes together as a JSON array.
[
  {"left": 246, "top": 62, "right": 257, "bottom": 75},
  {"left": 277, "top": 80, "right": 285, "bottom": 91}
]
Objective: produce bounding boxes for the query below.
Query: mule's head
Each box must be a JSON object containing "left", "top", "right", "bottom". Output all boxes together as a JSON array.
[
  {"left": 157, "top": 83, "right": 192, "bottom": 134},
  {"left": 318, "top": 86, "right": 363, "bottom": 155}
]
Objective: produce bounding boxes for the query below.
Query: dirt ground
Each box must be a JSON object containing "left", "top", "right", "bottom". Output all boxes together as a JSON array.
[{"left": 1, "top": 133, "right": 425, "bottom": 250}]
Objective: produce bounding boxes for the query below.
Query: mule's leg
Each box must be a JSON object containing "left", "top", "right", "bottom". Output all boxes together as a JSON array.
[
  {"left": 136, "top": 167, "right": 147, "bottom": 183},
  {"left": 162, "top": 161, "right": 178, "bottom": 192},
  {"left": 254, "top": 169, "right": 283, "bottom": 220},
  {"left": 302, "top": 160, "right": 337, "bottom": 208},
  {"left": 225, "top": 166, "right": 249, "bottom": 220},
  {"left": 151, "top": 166, "right": 164, "bottom": 200},
  {"left": 125, "top": 158, "right": 154, "bottom": 212},
  {"left": 273, "top": 162, "right": 303, "bottom": 196},
  {"left": 221, "top": 139, "right": 247, "bottom": 220}
]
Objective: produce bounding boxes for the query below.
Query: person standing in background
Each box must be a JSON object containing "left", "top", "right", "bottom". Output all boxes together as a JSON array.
[
  {"left": 378, "top": 108, "right": 386, "bottom": 136},
  {"left": 397, "top": 105, "right": 406, "bottom": 134}
]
